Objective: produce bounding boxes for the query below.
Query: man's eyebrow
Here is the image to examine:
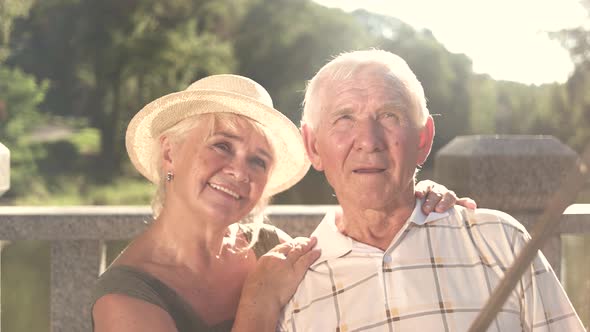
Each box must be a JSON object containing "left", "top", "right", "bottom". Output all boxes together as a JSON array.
[
  {"left": 331, "top": 107, "right": 354, "bottom": 117},
  {"left": 376, "top": 101, "right": 407, "bottom": 112},
  {"left": 212, "top": 131, "right": 273, "bottom": 160}
]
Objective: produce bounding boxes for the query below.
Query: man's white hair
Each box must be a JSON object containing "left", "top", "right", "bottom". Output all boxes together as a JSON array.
[{"left": 302, "top": 50, "right": 429, "bottom": 130}]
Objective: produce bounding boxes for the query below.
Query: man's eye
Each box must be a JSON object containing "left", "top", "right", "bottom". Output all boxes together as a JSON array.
[
  {"left": 334, "top": 114, "right": 353, "bottom": 124},
  {"left": 381, "top": 112, "right": 405, "bottom": 125}
]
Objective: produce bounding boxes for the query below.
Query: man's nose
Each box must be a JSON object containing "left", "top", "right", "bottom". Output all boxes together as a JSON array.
[{"left": 353, "top": 118, "right": 384, "bottom": 152}]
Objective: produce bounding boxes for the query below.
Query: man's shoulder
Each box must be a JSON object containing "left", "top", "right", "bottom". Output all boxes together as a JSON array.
[{"left": 448, "top": 206, "right": 528, "bottom": 235}]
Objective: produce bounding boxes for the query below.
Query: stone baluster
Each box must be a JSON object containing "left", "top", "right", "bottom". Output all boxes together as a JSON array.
[{"left": 51, "top": 240, "right": 102, "bottom": 332}]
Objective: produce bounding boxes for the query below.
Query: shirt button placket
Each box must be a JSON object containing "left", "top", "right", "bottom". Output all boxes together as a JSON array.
[{"left": 383, "top": 255, "right": 393, "bottom": 264}]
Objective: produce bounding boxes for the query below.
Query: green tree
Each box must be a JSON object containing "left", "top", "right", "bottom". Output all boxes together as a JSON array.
[
  {"left": 12, "top": 0, "right": 241, "bottom": 177},
  {"left": 236, "top": 0, "right": 372, "bottom": 123},
  {"left": 0, "top": 0, "right": 35, "bottom": 61},
  {"left": 551, "top": 0, "right": 590, "bottom": 151},
  {"left": 0, "top": 0, "right": 48, "bottom": 200}
]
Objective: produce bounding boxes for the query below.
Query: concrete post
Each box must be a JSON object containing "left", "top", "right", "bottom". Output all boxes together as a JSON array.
[
  {"left": 0, "top": 142, "right": 9, "bottom": 197},
  {"left": 50, "top": 240, "right": 102, "bottom": 332},
  {"left": 434, "top": 135, "right": 578, "bottom": 279}
]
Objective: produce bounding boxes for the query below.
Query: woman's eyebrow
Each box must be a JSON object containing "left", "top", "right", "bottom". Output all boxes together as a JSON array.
[
  {"left": 213, "top": 131, "right": 273, "bottom": 161},
  {"left": 255, "top": 148, "right": 273, "bottom": 161},
  {"left": 211, "top": 131, "right": 241, "bottom": 141}
]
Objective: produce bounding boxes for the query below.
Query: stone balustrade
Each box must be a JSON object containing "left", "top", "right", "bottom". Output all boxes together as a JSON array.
[
  {"left": 0, "top": 205, "right": 329, "bottom": 331},
  {"left": 0, "top": 205, "right": 589, "bottom": 331}
]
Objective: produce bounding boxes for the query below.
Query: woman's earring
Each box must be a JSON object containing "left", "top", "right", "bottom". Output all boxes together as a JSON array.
[{"left": 166, "top": 171, "right": 174, "bottom": 182}]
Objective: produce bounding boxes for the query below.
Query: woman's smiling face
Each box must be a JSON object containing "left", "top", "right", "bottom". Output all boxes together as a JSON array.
[{"left": 164, "top": 114, "right": 274, "bottom": 224}]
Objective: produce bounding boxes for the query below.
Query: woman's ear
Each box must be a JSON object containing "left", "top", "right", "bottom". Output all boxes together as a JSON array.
[
  {"left": 302, "top": 124, "right": 323, "bottom": 171},
  {"left": 161, "top": 136, "right": 175, "bottom": 171}
]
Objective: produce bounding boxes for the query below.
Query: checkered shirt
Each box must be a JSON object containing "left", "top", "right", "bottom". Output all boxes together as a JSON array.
[{"left": 278, "top": 200, "right": 585, "bottom": 332}]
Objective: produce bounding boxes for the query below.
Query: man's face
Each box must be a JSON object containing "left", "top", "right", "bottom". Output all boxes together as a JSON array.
[{"left": 303, "top": 67, "right": 434, "bottom": 210}]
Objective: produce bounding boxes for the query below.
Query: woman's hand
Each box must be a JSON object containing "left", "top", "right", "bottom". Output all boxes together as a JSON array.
[
  {"left": 415, "top": 180, "right": 477, "bottom": 213},
  {"left": 233, "top": 237, "right": 320, "bottom": 332}
]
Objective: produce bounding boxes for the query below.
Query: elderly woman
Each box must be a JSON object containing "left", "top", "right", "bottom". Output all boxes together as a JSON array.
[{"left": 91, "top": 74, "right": 474, "bottom": 332}]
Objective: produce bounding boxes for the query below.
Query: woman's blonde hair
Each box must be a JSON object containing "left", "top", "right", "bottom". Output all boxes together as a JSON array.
[{"left": 150, "top": 113, "right": 275, "bottom": 246}]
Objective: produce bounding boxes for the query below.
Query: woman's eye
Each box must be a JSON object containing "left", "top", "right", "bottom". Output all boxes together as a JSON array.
[
  {"left": 213, "top": 142, "right": 231, "bottom": 152},
  {"left": 251, "top": 157, "right": 267, "bottom": 170},
  {"left": 384, "top": 112, "right": 399, "bottom": 120}
]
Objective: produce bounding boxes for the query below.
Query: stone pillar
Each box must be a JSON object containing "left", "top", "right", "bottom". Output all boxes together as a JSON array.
[
  {"left": 51, "top": 240, "right": 102, "bottom": 332},
  {"left": 434, "top": 135, "right": 578, "bottom": 279},
  {"left": 0, "top": 142, "right": 9, "bottom": 196}
]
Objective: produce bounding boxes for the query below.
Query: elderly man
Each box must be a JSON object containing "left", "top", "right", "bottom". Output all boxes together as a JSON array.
[{"left": 277, "top": 50, "right": 584, "bottom": 331}]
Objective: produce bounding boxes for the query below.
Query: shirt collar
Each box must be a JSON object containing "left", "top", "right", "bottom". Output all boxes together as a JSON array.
[
  {"left": 310, "top": 208, "right": 352, "bottom": 268},
  {"left": 310, "top": 199, "right": 450, "bottom": 267}
]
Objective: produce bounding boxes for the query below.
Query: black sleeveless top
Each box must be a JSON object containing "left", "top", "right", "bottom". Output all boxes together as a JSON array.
[{"left": 91, "top": 223, "right": 281, "bottom": 332}]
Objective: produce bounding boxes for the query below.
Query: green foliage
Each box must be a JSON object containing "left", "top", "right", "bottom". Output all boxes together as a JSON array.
[
  {"left": 0, "top": 0, "right": 35, "bottom": 61},
  {"left": 236, "top": 0, "right": 372, "bottom": 124},
  {"left": 549, "top": 0, "right": 590, "bottom": 152},
  {"left": 562, "top": 234, "right": 590, "bottom": 327},
  {"left": 10, "top": 0, "right": 241, "bottom": 176},
  {"left": 0, "top": 64, "right": 48, "bottom": 199},
  {"left": 2, "top": 241, "right": 50, "bottom": 332},
  {"left": 14, "top": 175, "right": 153, "bottom": 205},
  {"left": 69, "top": 127, "right": 100, "bottom": 154},
  {"left": 0, "top": 65, "right": 48, "bottom": 144}
]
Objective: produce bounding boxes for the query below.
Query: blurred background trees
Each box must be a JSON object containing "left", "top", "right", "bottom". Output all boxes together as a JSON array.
[{"left": 1, "top": 0, "right": 588, "bottom": 206}]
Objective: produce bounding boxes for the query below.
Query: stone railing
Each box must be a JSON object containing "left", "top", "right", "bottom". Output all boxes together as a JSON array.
[
  {"left": 0, "top": 205, "right": 330, "bottom": 331},
  {"left": 0, "top": 135, "right": 588, "bottom": 331},
  {"left": 0, "top": 204, "right": 589, "bottom": 331}
]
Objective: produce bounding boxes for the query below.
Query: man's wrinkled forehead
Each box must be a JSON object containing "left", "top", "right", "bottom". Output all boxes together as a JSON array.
[{"left": 319, "top": 65, "right": 412, "bottom": 109}]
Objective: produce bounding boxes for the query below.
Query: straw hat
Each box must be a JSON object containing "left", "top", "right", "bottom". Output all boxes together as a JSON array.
[{"left": 126, "top": 74, "right": 310, "bottom": 197}]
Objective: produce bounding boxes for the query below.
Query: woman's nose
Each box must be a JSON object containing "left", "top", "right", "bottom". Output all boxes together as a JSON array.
[{"left": 224, "top": 158, "right": 250, "bottom": 183}]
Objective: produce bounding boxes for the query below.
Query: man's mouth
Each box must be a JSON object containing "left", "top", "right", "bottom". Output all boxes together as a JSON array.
[
  {"left": 353, "top": 168, "right": 386, "bottom": 174},
  {"left": 208, "top": 183, "right": 242, "bottom": 200}
]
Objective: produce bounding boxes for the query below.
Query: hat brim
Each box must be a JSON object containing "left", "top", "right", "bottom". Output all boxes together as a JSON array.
[{"left": 126, "top": 89, "right": 310, "bottom": 197}]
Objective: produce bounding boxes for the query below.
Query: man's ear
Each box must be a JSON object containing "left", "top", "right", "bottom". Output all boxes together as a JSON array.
[
  {"left": 301, "top": 123, "right": 323, "bottom": 171},
  {"left": 416, "top": 115, "right": 435, "bottom": 165}
]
